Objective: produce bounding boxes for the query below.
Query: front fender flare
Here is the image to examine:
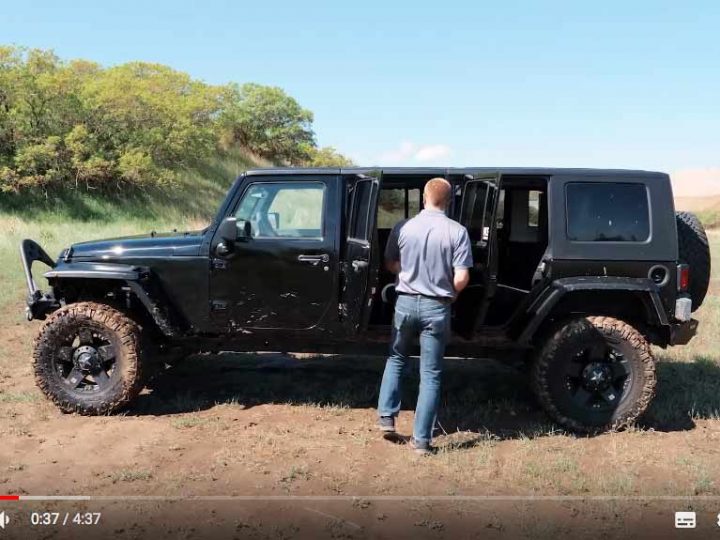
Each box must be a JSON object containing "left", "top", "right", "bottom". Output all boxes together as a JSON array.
[
  {"left": 44, "top": 262, "right": 180, "bottom": 337},
  {"left": 44, "top": 261, "right": 140, "bottom": 281}
]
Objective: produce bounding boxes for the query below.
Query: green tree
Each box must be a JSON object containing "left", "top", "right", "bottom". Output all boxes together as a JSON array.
[
  {"left": 222, "top": 83, "right": 315, "bottom": 164},
  {"left": 305, "top": 146, "right": 354, "bottom": 167},
  {"left": 0, "top": 45, "right": 343, "bottom": 195},
  {"left": 80, "top": 62, "right": 224, "bottom": 167}
]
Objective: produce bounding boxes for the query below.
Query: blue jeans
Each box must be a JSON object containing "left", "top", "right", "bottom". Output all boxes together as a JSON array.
[{"left": 377, "top": 294, "right": 451, "bottom": 444}]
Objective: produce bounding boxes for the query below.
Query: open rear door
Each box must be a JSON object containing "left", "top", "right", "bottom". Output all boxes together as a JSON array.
[
  {"left": 454, "top": 172, "right": 500, "bottom": 335},
  {"left": 340, "top": 171, "right": 382, "bottom": 334}
]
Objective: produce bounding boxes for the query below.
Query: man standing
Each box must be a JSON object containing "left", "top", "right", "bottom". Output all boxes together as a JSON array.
[{"left": 377, "top": 178, "right": 473, "bottom": 455}]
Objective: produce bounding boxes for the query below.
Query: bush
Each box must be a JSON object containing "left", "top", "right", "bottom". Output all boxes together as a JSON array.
[
  {"left": 0, "top": 46, "right": 351, "bottom": 196},
  {"left": 305, "top": 146, "right": 354, "bottom": 167}
]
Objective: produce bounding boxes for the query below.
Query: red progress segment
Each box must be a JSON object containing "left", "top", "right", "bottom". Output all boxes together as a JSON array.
[{"left": 0, "top": 495, "right": 20, "bottom": 501}]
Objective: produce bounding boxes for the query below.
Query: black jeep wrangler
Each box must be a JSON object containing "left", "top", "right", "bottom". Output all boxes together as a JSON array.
[{"left": 21, "top": 167, "right": 711, "bottom": 432}]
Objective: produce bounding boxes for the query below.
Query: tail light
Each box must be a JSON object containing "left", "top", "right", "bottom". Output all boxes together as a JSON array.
[{"left": 677, "top": 264, "right": 690, "bottom": 291}]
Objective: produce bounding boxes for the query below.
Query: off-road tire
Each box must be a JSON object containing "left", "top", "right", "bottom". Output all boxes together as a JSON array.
[
  {"left": 676, "top": 211, "right": 711, "bottom": 311},
  {"left": 532, "top": 316, "right": 656, "bottom": 433},
  {"left": 33, "top": 302, "right": 144, "bottom": 415}
]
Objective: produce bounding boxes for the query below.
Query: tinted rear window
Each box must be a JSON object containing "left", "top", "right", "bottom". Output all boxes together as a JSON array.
[{"left": 566, "top": 183, "right": 650, "bottom": 242}]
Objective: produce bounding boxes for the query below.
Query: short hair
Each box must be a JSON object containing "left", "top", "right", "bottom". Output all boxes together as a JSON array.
[{"left": 424, "top": 177, "right": 452, "bottom": 207}]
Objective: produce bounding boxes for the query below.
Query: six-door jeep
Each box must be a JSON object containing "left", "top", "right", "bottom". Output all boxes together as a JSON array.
[{"left": 21, "top": 167, "right": 711, "bottom": 432}]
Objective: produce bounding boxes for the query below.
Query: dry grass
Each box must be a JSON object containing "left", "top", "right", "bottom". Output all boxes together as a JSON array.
[{"left": 676, "top": 196, "right": 720, "bottom": 228}]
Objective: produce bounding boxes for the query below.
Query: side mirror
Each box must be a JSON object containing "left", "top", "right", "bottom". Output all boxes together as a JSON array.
[
  {"left": 217, "top": 217, "right": 238, "bottom": 242},
  {"left": 216, "top": 217, "right": 251, "bottom": 257}
]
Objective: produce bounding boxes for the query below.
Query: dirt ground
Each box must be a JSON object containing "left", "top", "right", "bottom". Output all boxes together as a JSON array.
[
  {"left": 1, "top": 317, "right": 720, "bottom": 500},
  {"left": 1, "top": 234, "right": 720, "bottom": 537}
]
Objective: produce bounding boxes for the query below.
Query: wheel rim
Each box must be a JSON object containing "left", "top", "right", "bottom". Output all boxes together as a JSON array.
[
  {"left": 564, "top": 340, "right": 632, "bottom": 412},
  {"left": 54, "top": 325, "right": 117, "bottom": 394}
]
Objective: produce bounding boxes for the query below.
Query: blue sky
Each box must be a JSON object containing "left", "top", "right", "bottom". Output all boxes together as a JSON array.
[{"left": 2, "top": 1, "right": 719, "bottom": 193}]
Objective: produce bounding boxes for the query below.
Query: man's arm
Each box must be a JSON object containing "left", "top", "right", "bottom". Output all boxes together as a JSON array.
[
  {"left": 384, "top": 220, "right": 405, "bottom": 275},
  {"left": 452, "top": 227, "right": 474, "bottom": 294},
  {"left": 453, "top": 268, "right": 470, "bottom": 293}
]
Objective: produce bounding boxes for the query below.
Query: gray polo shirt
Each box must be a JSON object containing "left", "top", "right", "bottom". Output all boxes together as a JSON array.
[{"left": 384, "top": 209, "right": 473, "bottom": 298}]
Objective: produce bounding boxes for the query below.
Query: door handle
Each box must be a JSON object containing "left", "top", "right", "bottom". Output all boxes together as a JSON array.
[
  {"left": 351, "top": 260, "right": 369, "bottom": 273},
  {"left": 298, "top": 254, "right": 330, "bottom": 265}
]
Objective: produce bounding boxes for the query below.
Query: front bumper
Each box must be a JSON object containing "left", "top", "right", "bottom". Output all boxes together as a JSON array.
[{"left": 669, "top": 318, "right": 699, "bottom": 346}]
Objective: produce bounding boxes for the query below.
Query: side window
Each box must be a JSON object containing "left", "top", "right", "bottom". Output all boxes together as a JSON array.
[
  {"left": 377, "top": 188, "right": 422, "bottom": 229},
  {"left": 408, "top": 188, "right": 421, "bottom": 216},
  {"left": 508, "top": 189, "right": 541, "bottom": 243},
  {"left": 528, "top": 190, "right": 541, "bottom": 228},
  {"left": 235, "top": 182, "right": 325, "bottom": 239},
  {"left": 566, "top": 183, "right": 649, "bottom": 242},
  {"left": 377, "top": 189, "right": 404, "bottom": 229}
]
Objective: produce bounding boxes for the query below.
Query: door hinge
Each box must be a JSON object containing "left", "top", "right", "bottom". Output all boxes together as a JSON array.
[
  {"left": 211, "top": 259, "right": 227, "bottom": 270},
  {"left": 210, "top": 300, "right": 228, "bottom": 312}
]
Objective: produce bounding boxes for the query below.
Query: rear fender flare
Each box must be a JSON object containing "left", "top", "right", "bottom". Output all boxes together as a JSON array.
[{"left": 518, "top": 277, "right": 669, "bottom": 344}]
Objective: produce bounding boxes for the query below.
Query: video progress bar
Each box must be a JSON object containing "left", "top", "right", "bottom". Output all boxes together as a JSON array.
[{"left": 4, "top": 495, "right": 720, "bottom": 502}]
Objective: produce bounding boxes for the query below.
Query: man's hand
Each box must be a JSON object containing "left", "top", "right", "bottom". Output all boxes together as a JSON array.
[{"left": 453, "top": 268, "right": 470, "bottom": 294}]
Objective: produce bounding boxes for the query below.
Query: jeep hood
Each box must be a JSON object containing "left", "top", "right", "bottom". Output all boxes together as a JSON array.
[{"left": 68, "top": 231, "right": 205, "bottom": 261}]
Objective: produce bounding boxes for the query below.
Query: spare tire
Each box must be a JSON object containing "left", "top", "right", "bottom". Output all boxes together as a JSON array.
[{"left": 675, "top": 211, "right": 711, "bottom": 311}]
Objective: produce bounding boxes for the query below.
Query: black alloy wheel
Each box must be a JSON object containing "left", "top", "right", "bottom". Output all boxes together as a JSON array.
[{"left": 54, "top": 325, "right": 118, "bottom": 394}]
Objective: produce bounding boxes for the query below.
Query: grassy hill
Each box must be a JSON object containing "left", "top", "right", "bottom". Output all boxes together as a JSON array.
[{"left": 0, "top": 149, "right": 266, "bottom": 226}]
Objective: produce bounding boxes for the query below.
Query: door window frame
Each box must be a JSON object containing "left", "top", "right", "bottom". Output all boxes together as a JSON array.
[
  {"left": 459, "top": 179, "right": 499, "bottom": 247},
  {"left": 347, "top": 178, "right": 377, "bottom": 245},
  {"left": 231, "top": 180, "right": 328, "bottom": 242}
]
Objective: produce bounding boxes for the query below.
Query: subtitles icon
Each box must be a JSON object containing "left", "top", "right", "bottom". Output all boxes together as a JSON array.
[
  {"left": 0, "top": 511, "right": 8, "bottom": 529},
  {"left": 675, "top": 511, "right": 696, "bottom": 529}
]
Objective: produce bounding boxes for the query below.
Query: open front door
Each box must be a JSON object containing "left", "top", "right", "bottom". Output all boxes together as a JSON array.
[
  {"left": 340, "top": 172, "right": 381, "bottom": 335},
  {"left": 454, "top": 173, "right": 500, "bottom": 336}
]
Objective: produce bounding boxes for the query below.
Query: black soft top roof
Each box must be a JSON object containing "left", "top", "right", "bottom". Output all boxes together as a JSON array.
[{"left": 244, "top": 167, "right": 667, "bottom": 178}]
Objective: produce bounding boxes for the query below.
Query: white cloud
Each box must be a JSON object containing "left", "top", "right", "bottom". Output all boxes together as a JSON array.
[
  {"left": 378, "top": 140, "right": 416, "bottom": 163},
  {"left": 671, "top": 167, "right": 720, "bottom": 197},
  {"left": 377, "top": 141, "right": 453, "bottom": 165},
  {"left": 414, "top": 144, "right": 452, "bottom": 162}
]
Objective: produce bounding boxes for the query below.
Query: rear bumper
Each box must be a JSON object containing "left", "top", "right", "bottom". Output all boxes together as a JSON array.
[{"left": 669, "top": 318, "right": 699, "bottom": 346}]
